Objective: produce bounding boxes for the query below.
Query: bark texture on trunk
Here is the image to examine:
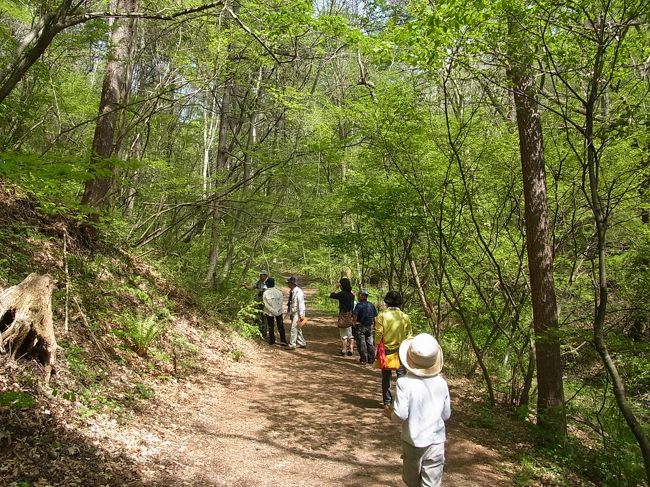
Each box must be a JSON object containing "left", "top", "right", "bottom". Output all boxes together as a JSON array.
[
  {"left": 82, "top": 0, "right": 138, "bottom": 208},
  {"left": 205, "top": 78, "right": 233, "bottom": 287},
  {"left": 508, "top": 19, "right": 566, "bottom": 436},
  {"left": 0, "top": 274, "right": 57, "bottom": 382}
]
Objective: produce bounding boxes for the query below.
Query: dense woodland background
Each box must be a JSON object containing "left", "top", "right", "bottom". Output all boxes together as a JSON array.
[{"left": 0, "top": 0, "right": 648, "bottom": 485}]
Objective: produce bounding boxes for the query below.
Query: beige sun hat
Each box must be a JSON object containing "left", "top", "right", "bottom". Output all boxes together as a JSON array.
[{"left": 399, "top": 333, "right": 444, "bottom": 377}]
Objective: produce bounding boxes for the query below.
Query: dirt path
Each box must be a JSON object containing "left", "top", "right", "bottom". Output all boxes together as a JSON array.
[{"left": 119, "top": 287, "right": 515, "bottom": 486}]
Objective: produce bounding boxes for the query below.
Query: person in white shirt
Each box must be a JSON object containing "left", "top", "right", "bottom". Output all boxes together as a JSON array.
[
  {"left": 286, "top": 276, "right": 306, "bottom": 350},
  {"left": 385, "top": 333, "right": 451, "bottom": 487},
  {"left": 262, "top": 278, "right": 287, "bottom": 345}
]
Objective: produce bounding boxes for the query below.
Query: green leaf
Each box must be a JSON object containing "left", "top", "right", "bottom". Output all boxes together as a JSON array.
[{"left": 0, "top": 391, "right": 34, "bottom": 409}]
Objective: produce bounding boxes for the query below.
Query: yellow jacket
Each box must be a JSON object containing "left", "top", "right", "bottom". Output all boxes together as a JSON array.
[{"left": 375, "top": 308, "right": 412, "bottom": 351}]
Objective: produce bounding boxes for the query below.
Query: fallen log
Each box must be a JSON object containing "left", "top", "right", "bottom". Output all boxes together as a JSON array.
[{"left": 0, "top": 273, "right": 57, "bottom": 382}]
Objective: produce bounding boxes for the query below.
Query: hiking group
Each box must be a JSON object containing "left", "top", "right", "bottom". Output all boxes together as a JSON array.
[
  {"left": 244, "top": 271, "right": 306, "bottom": 350},
  {"left": 245, "top": 271, "right": 452, "bottom": 487}
]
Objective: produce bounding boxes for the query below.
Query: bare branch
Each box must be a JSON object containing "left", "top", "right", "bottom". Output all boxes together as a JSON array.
[
  {"left": 223, "top": 5, "right": 281, "bottom": 64},
  {"left": 60, "top": 2, "right": 226, "bottom": 29}
]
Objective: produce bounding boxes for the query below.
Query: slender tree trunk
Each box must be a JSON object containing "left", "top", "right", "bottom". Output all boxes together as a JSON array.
[
  {"left": 588, "top": 136, "right": 650, "bottom": 483},
  {"left": 507, "top": 18, "right": 566, "bottom": 435},
  {"left": 440, "top": 266, "right": 496, "bottom": 405},
  {"left": 243, "top": 67, "right": 263, "bottom": 189},
  {"left": 81, "top": 0, "right": 138, "bottom": 208},
  {"left": 206, "top": 76, "right": 233, "bottom": 287},
  {"left": 216, "top": 79, "right": 233, "bottom": 173},
  {"left": 124, "top": 132, "right": 142, "bottom": 215},
  {"left": 202, "top": 90, "right": 219, "bottom": 197},
  {"left": 519, "top": 344, "right": 535, "bottom": 411},
  {"left": 205, "top": 204, "right": 222, "bottom": 287},
  {"left": 583, "top": 39, "right": 650, "bottom": 480},
  {"left": 0, "top": 1, "right": 75, "bottom": 106},
  {"left": 408, "top": 257, "right": 437, "bottom": 336}
]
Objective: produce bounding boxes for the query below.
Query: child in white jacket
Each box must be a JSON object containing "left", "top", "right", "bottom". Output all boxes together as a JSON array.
[{"left": 386, "top": 333, "right": 451, "bottom": 487}]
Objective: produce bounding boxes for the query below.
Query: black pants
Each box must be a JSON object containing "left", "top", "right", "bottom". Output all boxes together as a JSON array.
[
  {"left": 266, "top": 314, "right": 286, "bottom": 345},
  {"left": 353, "top": 324, "right": 375, "bottom": 363},
  {"left": 382, "top": 361, "right": 406, "bottom": 406}
]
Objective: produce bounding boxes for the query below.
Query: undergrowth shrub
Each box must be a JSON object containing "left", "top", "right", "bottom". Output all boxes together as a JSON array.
[
  {"left": 230, "top": 302, "right": 262, "bottom": 339},
  {"left": 0, "top": 391, "right": 34, "bottom": 409},
  {"left": 113, "top": 313, "right": 165, "bottom": 357},
  {"left": 62, "top": 342, "right": 94, "bottom": 379}
]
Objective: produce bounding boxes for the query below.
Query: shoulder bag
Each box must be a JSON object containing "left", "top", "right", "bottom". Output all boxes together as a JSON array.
[
  {"left": 375, "top": 312, "right": 400, "bottom": 370},
  {"left": 337, "top": 311, "right": 354, "bottom": 328}
]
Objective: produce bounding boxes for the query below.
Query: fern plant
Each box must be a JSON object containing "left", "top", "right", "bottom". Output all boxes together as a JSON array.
[
  {"left": 114, "top": 313, "right": 163, "bottom": 358},
  {"left": 231, "top": 302, "right": 262, "bottom": 339}
]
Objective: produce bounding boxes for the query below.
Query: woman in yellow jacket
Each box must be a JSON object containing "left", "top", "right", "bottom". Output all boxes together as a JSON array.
[{"left": 375, "top": 291, "right": 412, "bottom": 407}]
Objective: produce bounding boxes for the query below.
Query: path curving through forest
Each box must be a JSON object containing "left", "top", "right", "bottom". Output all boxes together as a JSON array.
[{"left": 124, "top": 285, "right": 515, "bottom": 486}]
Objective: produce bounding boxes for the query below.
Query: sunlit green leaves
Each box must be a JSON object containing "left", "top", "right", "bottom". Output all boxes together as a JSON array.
[
  {"left": 0, "top": 390, "right": 34, "bottom": 409},
  {"left": 0, "top": 0, "right": 32, "bottom": 23}
]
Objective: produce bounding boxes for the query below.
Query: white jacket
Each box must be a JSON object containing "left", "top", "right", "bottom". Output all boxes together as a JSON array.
[
  {"left": 392, "top": 373, "right": 451, "bottom": 447},
  {"left": 287, "top": 286, "right": 305, "bottom": 317},
  {"left": 263, "top": 287, "right": 284, "bottom": 317}
]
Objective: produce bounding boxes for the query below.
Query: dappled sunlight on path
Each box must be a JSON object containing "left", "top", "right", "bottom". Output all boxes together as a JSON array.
[{"left": 132, "top": 284, "right": 514, "bottom": 486}]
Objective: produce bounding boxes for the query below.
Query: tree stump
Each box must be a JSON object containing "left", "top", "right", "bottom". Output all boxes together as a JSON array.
[{"left": 0, "top": 273, "right": 57, "bottom": 382}]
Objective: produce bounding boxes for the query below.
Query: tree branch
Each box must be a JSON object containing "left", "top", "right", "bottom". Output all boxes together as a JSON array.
[
  {"left": 223, "top": 5, "right": 281, "bottom": 64},
  {"left": 60, "top": 2, "right": 226, "bottom": 29}
]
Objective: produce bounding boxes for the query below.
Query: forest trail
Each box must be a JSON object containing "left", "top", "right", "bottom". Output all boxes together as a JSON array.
[{"left": 118, "top": 285, "right": 516, "bottom": 486}]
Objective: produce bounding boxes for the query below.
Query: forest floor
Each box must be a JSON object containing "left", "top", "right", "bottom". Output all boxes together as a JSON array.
[{"left": 1, "top": 284, "right": 530, "bottom": 487}]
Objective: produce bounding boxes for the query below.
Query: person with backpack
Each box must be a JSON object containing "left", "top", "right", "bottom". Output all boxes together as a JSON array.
[{"left": 353, "top": 288, "right": 377, "bottom": 365}]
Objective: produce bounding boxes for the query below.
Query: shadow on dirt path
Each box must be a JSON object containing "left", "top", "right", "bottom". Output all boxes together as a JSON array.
[{"left": 127, "top": 284, "right": 515, "bottom": 486}]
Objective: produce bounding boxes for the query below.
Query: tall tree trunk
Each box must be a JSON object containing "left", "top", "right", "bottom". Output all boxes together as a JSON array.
[
  {"left": 206, "top": 77, "right": 233, "bottom": 287},
  {"left": 519, "top": 344, "right": 535, "bottom": 412},
  {"left": 216, "top": 78, "right": 233, "bottom": 172},
  {"left": 205, "top": 204, "right": 222, "bottom": 287},
  {"left": 218, "top": 69, "right": 264, "bottom": 286},
  {"left": 507, "top": 17, "right": 566, "bottom": 435},
  {"left": 243, "top": 66, "right": 263, "bottom": 189},
  {"left": 202, "top": 90, "right": 219, "bottom": 197},
  {"left": 81, "top": 0, "right": 138, "bottom": 208}
]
